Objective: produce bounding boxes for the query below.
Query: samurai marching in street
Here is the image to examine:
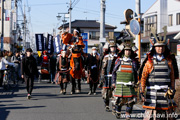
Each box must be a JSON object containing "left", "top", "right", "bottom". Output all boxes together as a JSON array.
[
  {"left": 100, "top": 38, "right": 118, "bottom": 112},
  {"left": 87, "top": 47, "right": 100, "bottom": 95},
  {"left": 112, "top": 43, "right": 139, "bottom": 119},
  {"left": 61, "top": 27, "right": 85, "bottom": 94},
  {"left": 139, "top": 26, "right": 178, "bottom": 120},
  {"left": 58, "top": 50, "right": 69, "bottom": 95}
]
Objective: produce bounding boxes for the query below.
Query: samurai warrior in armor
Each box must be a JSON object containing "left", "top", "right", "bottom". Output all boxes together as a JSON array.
[
  {"left": 61, "top": 27, "right": 85, "bottom": 94},
  {"left": 58, "top": 51, "right": 69, "bottom": 95},
  {"left": 112, "top": 42, "right": 139, "bottom": 119},
  {"left": 139, "top": 26, "right": 178, "bottom": 120},
  {"left": 87, "top": 47, "right": 100, "bottom": 95},
  {"left": 100, "top": 38, "right": 118, "bottom": 112}
]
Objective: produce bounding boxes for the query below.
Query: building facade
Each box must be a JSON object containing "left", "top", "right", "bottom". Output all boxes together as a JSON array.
[
  {"left": 58, "top": 20, "right": 117, "bottom": 53},
  {"left": 0, "top": 0, "right": 17, "bottom": 51},
  {"left": 142, "top": 0, "right": 180, "bottom": 56}
]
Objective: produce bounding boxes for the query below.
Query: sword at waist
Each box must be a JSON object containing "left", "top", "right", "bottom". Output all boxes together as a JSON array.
[
  {"left": 116, "top": 81, "right": 133, "bottom": 86},
  {"left": 105, "top": 74, "right": 112, "bottom": 77},
  {"left": 147, "top": 85, "right": 168, "bottom": 90}
]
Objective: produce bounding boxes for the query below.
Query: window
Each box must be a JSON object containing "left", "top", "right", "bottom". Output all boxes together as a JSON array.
[
  {"left": 144, "top": 15, "right": 157, "bottom": 37},
  {"left": 168, "top": 14, "right": 173, "bottom": 26},
  {"left": 177, "top": 13, "right": 180, "bottom": 25},
  {"left": 109, "top": 32, "right": 114, "bottom": 39},
  {"left": 89, "top": 31, "right": 100, "bottom": 40}
]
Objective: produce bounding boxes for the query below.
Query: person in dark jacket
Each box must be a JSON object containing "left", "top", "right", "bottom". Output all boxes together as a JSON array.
[
  {"left": 11, "top": 50, "right": 21, "bottom": 82},
  {"left": 21, "top": 48, "right": 38, "bottom": 99},
  {"left": 49, "top": 52, "right": 56, "bottom": 84}
]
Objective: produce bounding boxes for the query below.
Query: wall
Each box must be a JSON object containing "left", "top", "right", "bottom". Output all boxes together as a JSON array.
[{"left": 168, "top": 0, "right": 180, "bottom": 32}]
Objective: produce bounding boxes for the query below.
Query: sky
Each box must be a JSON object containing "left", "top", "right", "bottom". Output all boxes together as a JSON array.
[{"left": 20, "top": 0, "right": 157, "bottom": 35}]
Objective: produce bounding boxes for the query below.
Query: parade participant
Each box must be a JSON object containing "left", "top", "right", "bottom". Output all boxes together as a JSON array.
[
  {"left": 101, "top": 38, "right": 118, "bottom": 112},
  {"left": 87, "top": 47, "right": 100, "bottom": 95},
  {"left": 112, "top": 43, "right": 139, "bottom": 119},
  {"left": 49, "top": 52, "right": 56, "bottom": 84},
  {"left": 58, "top": 51, "right": 69, "bottom": 95},
  {"left": 21, "top": 48, "right": 39, "bottom": 99},
  {"left": 42, "top": 50, "right": 49, "bottom": 66},
  {"left": 61, "top": 27, "right": 85, "bottom": 49},
  {"left": 41, "top": 50, "right": 50, "bottom": 82},
  {"left": 139, "top": 26, "right": 177, "bottom": 120},
  {"left": 0, "top": 51, "right": 14, "bottom": 89},
  {"left": 69, "top": 44, "right": 84, "bottom": 94},
  {"left": 62, "top": 28, "right": 85, "bottom": 94}
]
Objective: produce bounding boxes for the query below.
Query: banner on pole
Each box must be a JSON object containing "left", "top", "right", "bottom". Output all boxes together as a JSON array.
[
  {"left": 54, "top": 35, "right": 61, "bottom": 53},
  {"left": 35, "top": 34, "right": 44, "bottom": 51},
  {"left": 47, "top": 34, "right": 54, "bottom": 53},
  {"left": 81, "top": 33, "right": 88, "bottom": 53},
  {"left": 44, "top": 37, "right": 47, "bottom": 50}
]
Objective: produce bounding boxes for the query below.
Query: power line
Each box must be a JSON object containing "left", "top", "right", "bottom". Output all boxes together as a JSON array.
[
  {"left": 29, "top": 3, "right": 66, "bottom": 6},
  {"left": 73, "top": 9, "right": 123, "bottom": 20},
  {"left": 73, "top": 7, "right": 124, "bottom": 19},
  {"left": 74, "top": 6, "right": 124, "bottom": 18},
  {"left": 72, "top": 0, "right": 80, "bottom": 9}
]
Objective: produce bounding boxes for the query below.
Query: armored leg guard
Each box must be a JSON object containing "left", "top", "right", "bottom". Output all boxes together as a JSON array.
[
  {"left": 105, "top": 106, "right": 110, "bottom": 112},
  {"left": 115, "top": 111, "right": 121, "bottom": 119},
  {"left": 126, "top": 106, "right": 133, "bottom": 114}
]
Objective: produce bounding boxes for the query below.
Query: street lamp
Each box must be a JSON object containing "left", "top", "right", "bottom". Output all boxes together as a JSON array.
[{"left": 56, "top": 13, "right": 61, "bottom": 21}]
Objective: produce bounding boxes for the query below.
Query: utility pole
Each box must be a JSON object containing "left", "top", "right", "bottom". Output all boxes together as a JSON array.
[
  {"left": 23, "top": 4, "right": 26, "bottom": 50},
  {"left": 69, "top": 0, "right": 72, "bottom": 33},
  {"left": 100, "top": 0, "right": 105, "bottom": 42},
  {"left": 1, "top": 0, "right": 4, "bottom": 50},
  {"left": 99, "top": 0, "right": 106, "bottom": 56},
  {"left": 136, "top": 0, "right": 141, "bottom": 62}
]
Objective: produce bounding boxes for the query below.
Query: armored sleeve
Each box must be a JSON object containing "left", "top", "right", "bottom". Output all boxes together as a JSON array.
[
  {"left": 101, "top": 57, "right": 107, "bottom": 76},
  {"left": 168, "top": 59, "right": 175, "bottom": 90},
  {"left": 61, "top": 33, "right": 73, "bottom": 45},
  {"left": 112, "top": 59, "right": 121, "bottom": 84},
  {"left": 132, "top": 59, "right": 140, "bottom": 83},
  {"left": 140, "top": 60, "right": 153, "bottom": 93}
]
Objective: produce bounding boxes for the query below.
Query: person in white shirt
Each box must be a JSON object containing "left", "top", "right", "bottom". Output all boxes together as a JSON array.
[{"left": 0, "top": 51, "right": 14, "bottom": 88}]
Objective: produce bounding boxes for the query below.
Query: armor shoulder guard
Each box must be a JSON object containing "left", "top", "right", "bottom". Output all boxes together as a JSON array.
[{"left": 138, "top": 54, "right": 149, "bottom": 80}]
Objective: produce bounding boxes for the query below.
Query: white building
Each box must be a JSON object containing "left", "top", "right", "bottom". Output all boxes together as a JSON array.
[
  {"left": 0, "top": 0, "right": 17, "bottom": 51},
  {"left": 142, "top": 0, "right": 180, "bottom": 55}
]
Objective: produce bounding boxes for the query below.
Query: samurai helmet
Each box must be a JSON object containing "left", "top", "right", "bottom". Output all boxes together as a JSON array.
[
  {"left": 106, "top": 37, "right": 116, "bottom": 47},
  {"left": 118, "top": 39, "right": 138, "bottom": 53},
  {"left": 150, "top": 26, "right": 169, "bottom": 46},
  {"left": 124, "top": 43, "right": 131, "bottom": 50}
]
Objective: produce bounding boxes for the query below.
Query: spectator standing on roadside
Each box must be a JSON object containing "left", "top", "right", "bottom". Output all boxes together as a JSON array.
[
  {"left": 0, "top": 51, "right": 14, "bottom": 89},
  {"left": 11, "top": 51, "right": 21, "bottom": 82}
]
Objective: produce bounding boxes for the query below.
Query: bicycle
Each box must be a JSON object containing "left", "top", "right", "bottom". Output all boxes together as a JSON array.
[{"left": 3, "top": 67, "right": 17, "bottom": 90}]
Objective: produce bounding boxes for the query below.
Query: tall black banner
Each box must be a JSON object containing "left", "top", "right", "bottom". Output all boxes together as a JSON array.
[
  {"left": 47, "top": 34, "right": 54, "bottom": 53},
  {"left": 35, "top": 34, "right": 44, "bottom": 51}
]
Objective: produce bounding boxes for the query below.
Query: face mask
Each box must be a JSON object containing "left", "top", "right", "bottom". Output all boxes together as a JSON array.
[{"left": 92, "top": 50, "right": 97, "bottom": 55}]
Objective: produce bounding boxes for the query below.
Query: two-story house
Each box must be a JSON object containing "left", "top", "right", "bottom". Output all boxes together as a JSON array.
[{"left": 58, "top": 20, "right": 117, "bottom": 53}]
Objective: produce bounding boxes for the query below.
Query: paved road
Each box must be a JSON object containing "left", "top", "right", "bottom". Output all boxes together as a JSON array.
[{"left": 0, "top": 80, "right": 178, "bottom": 120}]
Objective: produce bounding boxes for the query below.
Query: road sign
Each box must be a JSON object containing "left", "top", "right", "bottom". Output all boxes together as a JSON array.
[
  {"left": 130, "top": 19, "right": 140, "bottom": 35},
  {"left": 99, "top": 38, "right": 106, "bottom": 43},
  {"left": 81, "top": 33, "right": 88, "bottom": 53}
]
